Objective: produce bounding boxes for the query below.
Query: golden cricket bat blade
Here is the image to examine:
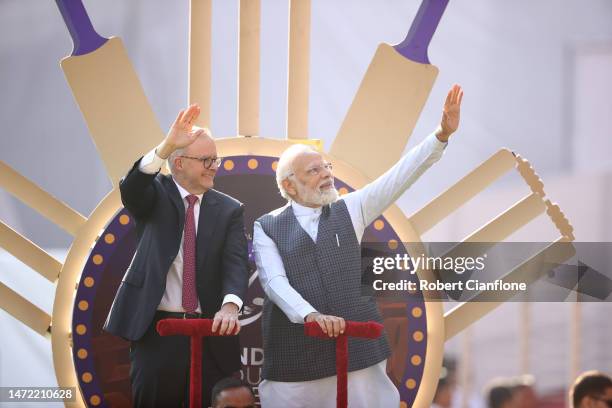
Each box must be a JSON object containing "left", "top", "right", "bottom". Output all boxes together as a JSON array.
[
  {"left": 55, "top": 0, "right": 165, "bottom": 186},
  {"left": 330, "top": 0, "right": 449, "bottom": 181}
]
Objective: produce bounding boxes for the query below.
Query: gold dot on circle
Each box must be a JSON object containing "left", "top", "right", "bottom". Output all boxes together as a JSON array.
[
  {"left": 411, "top": 355, "right": 422, "bottom": 366},
  {"left": 77, "top": 348, "right": 88, "bottom": 359},
  {"left": 104, "top": 233, "right": 115, "bottom": 244},
  {"left": 90, "top": 395, "right": 101, "bottom": 406},
  {"left": 338, "top": 187, "right": 349, "bottom": 196},
  {"left": 78, "top": 300, "right": 89, "bottom": 311},
  {"left": 400, "top": 402, "right": 408, "bottom": 408},
  {"left": 247, "top": 158, "right": 259, "bottom": 169},
  {"left": 223, "top": 160, "right": 235, "bottom": 171},
  {"left": 271, "top": 161, "right": 278, "bottom": 171},
  {"left": 75, "top": 324, "right": 87, "bottom": 335},
  {"left": 119, "top": 214, "right": 130, "bottom": 225},
  {"left": 411, "top": 307, "right": 423, "bottom": 318},
  {"left": 83, "top": 277, "right": 95, "bottom": 287},
  {"left": 82, "top": 372, "right": 93, "bottom": 383},
  {"left": 373, "top": 219, "right": 385, "bottom": 230},
  {"left": 388, "top": 239, "right": 398, "bottom": 250},
  {"left": 413, "top": 330, "right": 424, "bottom": 342},
  {"left": 405, "top": 378, "right": 417, "bottom": 390},
  {"left": 92, "top": 254, "right": 103, "bottom": 265}
]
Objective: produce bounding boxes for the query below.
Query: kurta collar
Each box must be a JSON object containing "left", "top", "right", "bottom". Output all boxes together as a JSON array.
[{"left": 291, "top": 200, "right": 322, "bottom": 216}]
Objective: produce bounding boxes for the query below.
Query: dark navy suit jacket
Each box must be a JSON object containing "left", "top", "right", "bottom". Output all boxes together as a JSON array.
[{"left": 103, "top": 158, "right": 248, "bottom": 373}]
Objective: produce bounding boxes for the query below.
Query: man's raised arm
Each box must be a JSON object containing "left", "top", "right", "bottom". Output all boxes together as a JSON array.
[
  {"left": 346, "top": 84, "right": 464, "bottom": 229},
  {"left": 119, "top": 104, "right": 205, "bottom": 219}
]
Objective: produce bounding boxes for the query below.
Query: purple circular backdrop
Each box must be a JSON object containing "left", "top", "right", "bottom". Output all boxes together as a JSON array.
[{"left": 71, "top": 155, "right": 428, "bottom": 407}]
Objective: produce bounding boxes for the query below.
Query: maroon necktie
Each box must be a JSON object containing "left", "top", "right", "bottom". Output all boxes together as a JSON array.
[{"left": 182, "top": 195, "right": 199, "bottom": 313}]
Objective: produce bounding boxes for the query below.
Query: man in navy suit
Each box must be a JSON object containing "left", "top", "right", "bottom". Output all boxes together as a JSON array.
[{"left": 104, "top": 104, "right": 249, "bottom": 407}]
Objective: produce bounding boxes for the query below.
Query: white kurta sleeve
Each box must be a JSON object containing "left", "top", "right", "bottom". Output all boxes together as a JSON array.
[
  {"left": 253, "top": 221, "right": 317, "bottom": 323},
  {"left": 343, "top": 132, "right": 447, "bottom": 238}
]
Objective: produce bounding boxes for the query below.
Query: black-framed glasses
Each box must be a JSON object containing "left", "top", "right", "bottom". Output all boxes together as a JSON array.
[
  {"left": 289, "top": 162, "right": 333, "bottom": 178},
  {"left": 179, "top": 155, "right": 223, "bottom": 169}
]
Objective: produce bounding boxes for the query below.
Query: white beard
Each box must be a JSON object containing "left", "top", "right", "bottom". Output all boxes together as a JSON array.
[{"left": 294, "top": 179, "right": 339, "bottom": 207}]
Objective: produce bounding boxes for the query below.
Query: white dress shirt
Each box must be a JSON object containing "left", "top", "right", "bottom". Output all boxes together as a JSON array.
[
  {"left": 253, "top": 132, "right": 447, "bottom": 408},
  {"left": 138, "top": 149, "right": 242, "bottom": 312}
]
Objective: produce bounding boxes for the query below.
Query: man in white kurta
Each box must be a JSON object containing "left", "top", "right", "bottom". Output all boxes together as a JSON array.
[{"left": 253, "top": 85, "right": 463, "bottom": 407}]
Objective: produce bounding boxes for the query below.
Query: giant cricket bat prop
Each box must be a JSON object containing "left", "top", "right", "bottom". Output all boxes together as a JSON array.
[
  {"left": 329, "top": 0, "right": 449, "bottom": 181},
  {"left": 55, "top": 0, "right": 165, "bottom": 185}
]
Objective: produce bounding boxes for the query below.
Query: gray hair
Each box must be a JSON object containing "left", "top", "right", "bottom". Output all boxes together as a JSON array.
[
  {"left": 276, "top": 144, "right": 317, "bottom": 200},
  {"left": 167, "top": 126, "right": 211, "bottom": 173}
]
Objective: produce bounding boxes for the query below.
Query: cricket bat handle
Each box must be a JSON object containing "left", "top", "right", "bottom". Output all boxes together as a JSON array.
[
  {"left": 55, "top": 0, "right": 107, "bottom": 56},
  {"left": 394, "top": 0, "right": 450, "bottom": 63}
]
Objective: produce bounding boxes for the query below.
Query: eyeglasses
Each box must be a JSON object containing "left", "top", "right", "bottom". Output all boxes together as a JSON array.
[
  {"left": 289, "top": 162, "right": 333, "bottom": 178},
  {"left": 179, "top": 155, "right": 223, "bottom": 169}
]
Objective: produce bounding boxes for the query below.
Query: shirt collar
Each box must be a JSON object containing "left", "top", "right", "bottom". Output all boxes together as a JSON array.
[
  {"left": 172, "top": 177, "right": 204, "bottom": 204},
  {"left": 291, "top": 200, "right": 322, "bottom": 216}
]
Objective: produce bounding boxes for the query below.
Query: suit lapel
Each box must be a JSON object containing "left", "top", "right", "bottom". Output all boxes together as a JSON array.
[
  {"left": 162, "top": 176, "right": 186, "bottom": 232},
  {"left": 196, "top": 190, "right": 220, "bottom": 272}
]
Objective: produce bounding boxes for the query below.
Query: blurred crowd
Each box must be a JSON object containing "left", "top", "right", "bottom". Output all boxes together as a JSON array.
[{"left": 431, "top": 357, "right": 612, "bottom": 408}]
